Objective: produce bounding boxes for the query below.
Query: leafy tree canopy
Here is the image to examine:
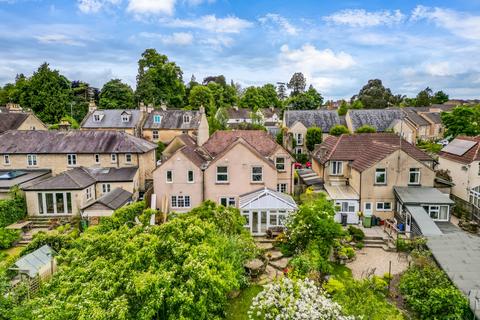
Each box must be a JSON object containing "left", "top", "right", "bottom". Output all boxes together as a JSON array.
[
  {"left": 99, "top": 79, "right": 135, "bottom": 109},
  {"left": 329, "top": 125, "right": 350, "bottom": 136},
  {"left": 202, "top": 75, "right": 227, "bottom": 87},
  {"left": 355, "top": 125, "right": 377, "bottom": 133},
  {"left": 287, "top": 72, "right": 306, "bottom": 96},
  {"left": 188, "top": 85, "right": 214, "bottom": 112},
  {"left": 306, "top": 127, "right": 322, "bottom": 152},
  {"left": 286, "top": 86, "right": 323, "bottom": 110},
  {"left": 415, "top": 87, "right": 433, "bottom": 107},
  {"left": 135, "top": 49, "right": 185, "bottom": 108},
  {"left": 353, "top": 79, "right": 395, "bottom": 109},
  {"left": 441, "top": 105, "right": 480, "bottom": 138},
  {"left": 432, "top": 90, "right": 449, "bottom": 104}
]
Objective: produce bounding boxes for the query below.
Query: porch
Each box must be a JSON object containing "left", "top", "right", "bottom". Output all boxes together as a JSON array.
[
  {"left": 239, "top": 188, "right": 297, "bottom": 236},
  {"left": 324, "top": 184, "right": 360, "bottom": 225}
]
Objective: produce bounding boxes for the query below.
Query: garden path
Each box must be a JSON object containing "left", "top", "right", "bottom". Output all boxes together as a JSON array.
[{"left": 346, "top": 247, "right": 409, "bottom": 279}]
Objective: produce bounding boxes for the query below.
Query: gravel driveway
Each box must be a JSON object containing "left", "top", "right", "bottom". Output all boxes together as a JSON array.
[{"left": 346, "top": 247, "right": 410, "bottom": 279}]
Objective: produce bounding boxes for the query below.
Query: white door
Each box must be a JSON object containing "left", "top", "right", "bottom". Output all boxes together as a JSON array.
[
  {"left": 364, "top": 202, "right": 373, "bottom": 216},
  {"left": 405, "top": 212, "right": 412, "bottom": 233}
]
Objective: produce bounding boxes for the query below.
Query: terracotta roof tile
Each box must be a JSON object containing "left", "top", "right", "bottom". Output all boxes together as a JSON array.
[{"left": 314, "top": 133, "right": 433, "bottom": 172}]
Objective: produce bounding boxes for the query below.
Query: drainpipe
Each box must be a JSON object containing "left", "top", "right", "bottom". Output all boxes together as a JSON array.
[{"left": 201, "top": 167, "right": 206, "bottom": 202}]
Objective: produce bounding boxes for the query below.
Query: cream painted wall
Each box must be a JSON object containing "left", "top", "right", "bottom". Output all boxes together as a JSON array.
[
  {"left": 25, "top": 188, "right": 89, "bottom": 216},
  {"left": 143, "top": 128, "right": 196, "bottom": 144},
  {"left": 0, "top": 151, "right": 155, "bottom": 191},
  {"left": 153, "top": 151, "right": 203, "bottom": 212},
  {"left": 16, "top": 115, "right": 48, "bottom": 131},
  {"left": 438, "top": 157, "right": 479, "bottom": 201}
]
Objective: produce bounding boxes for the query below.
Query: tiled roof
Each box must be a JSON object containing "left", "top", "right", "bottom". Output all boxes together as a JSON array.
[
  {"left": 348, "top": 109, "right": 403, "bottom": 132},
  {"left": 0, "top": 113, "right": 29, "bottom": 133},
  {"left": 202, "top": 130, "right": 279, "bottom": 157},
  {"left": 226, "top": 107, "right": 251, "bottom": 119},
  {"left": 0, "top": 130, "right": 156, "bottom": 154},
  {"left": 313, "top": 133, "right": 433, "bottom": 172},
  {"left": 284, "top": 110, "right": 342, "bottom": 132},
  {"left": 402, "top": 108, "right": 430, "bottom": 127},
  {"left": 422, "top": 112, "right": 442, "bottom": 124},
  {"left": 260, "top": 108, "right": 281, "bottom": 118},
  {"left": 24, "top": 166, "right": 138, "bottom": 191},
  {"left": 438, "top": 136, "right": 480, "bottom": 164},
  {"left": 81, "top": 109, "right": 144, "bottom": 129},
  {"left": 82, "top": 188, "right": 132, "bottom": 210},
  {"left": 143, "top": 110, "right": 202, "bottom": 129}
]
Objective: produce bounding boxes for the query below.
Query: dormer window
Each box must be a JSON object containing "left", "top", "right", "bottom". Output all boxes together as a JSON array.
[
  {"left": 153, "top": 115, "right": 162, "bottom": 124},
  {"left": 93, "top": 114, "right": 101, "bottom": 122},
  {"left": 183, "top": 115, "right": 191, "bottom": 123},
  {"left": 121, "top": 113, "right": 130, "bottom": 122}
]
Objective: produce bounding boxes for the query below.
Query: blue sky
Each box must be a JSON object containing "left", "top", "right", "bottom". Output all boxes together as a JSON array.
[{"left": 1, "top": 0, "right": 480, "bottom": 100}]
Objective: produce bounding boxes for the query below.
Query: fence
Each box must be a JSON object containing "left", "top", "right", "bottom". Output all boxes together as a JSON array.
[{"left": 451, "top": 194, "right": 480, "bottom": 223}]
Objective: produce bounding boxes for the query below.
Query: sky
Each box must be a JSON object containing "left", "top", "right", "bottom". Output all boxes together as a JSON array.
[{"left": 1, "top": 0, "right": 480, "bottom": 100}]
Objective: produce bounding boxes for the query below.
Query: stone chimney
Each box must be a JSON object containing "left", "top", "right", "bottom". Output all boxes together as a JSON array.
[
  {"left": 88, "top": 100, "right": 97, "bottom": 113},
  {"left": 6, "top": 103, "right": 23, "bottom": 112},
  {"left": 58, "top": 119, "right": 71, "bottom": 131},
  {"left": 199, "top": 105, "right": 205, "bottom": 114},
  {"left": 233, "top": 105, "right": 238, "bottom": 111},
  {"left": 160, "top": 103, "right": 167, "bottom": 111},
  {"left": 147, "top": 103, "right": 154, "bottom": 113},
  {"left": 270, "top": 105, "right": 275, "bottom": 111},
  {"left": 139, "top": 102, "right": 146, "bottom": 112}
]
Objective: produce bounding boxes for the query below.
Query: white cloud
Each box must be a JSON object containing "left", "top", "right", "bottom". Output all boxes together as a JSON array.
[
  {"left": 168, "top": 15, "right": 253, "bottom": 33},
  {"left": 259, "top": 13, "right": 297, "bottom": 35},
  {"left": 279, "top": 44, "right": 355, "bottom": 72},
  {"left": 127, "top": 0, "right": 176, "bottom": 16},
  {"left": 411, "top": 5, "right": 480, "bottom": 40},
  {"left": 139, "top": 32, "right": 193, "bottom": 45},
  {"left": 35, "top": 34, "right": 85, "bottom": 46},
  {"left": 323, "top": 9, "right": 405, "bottom": 27},
  {"left": 199, "top": 35, "right": 234, "bottom": 49},
  {"left": 77, "top": 0, "right": 121, "bottom": 14}
]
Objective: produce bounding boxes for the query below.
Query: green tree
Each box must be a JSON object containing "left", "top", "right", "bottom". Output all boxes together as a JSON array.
[
  {"left": 286, "top": 87, "right": 323, "bottom": 110},
  {"left": 329, "top": 125, "right": 350, "bottom": 136},
  {"left": 202, "top": 75, "right": 227, "bottom": 87},
  {"left": 156, "top": 141, "right": 165, "bottom": 160},
  {"left": 306, "top": 127, "right": 322, "bottom": 152},
  {"left": 277, "top": 82, "right": 287, "bottom": 100},
  {"left": 432, "top": 90, "right": 449, "bottom": 104},
  {"left": 260, "top": 84, "right": 281, "bottom": 108},
  {"left": 353, "top": 79, "right": 395, "bottom": 109},
  {"left": 239, "top": 86, "right": 266, "bottom": 110},
  {"left": 135, "top": 49, "right": 185, "bottom": 108},
  {"left": 287, "top": 72, "right": 306, "bottom": 96},
  {"left": 21, "top": 63, "right": 72, "bottom": 124},
  {"left": 441, "top": 105, "right": 480, "bottom": 138},
  {"left": 276, "top": 131, "right": 283, "bottom": 145},
  {"left": 188, "top": 85, "right": 214, "bottom": 112},
  {"left": 99, "top": 79, "right": 135, "bottom": 109},
  {"left": 350, "top": 99, "right": 363, "bottom": 109},
  {"left": 415, "top": 87, "right": 433, "bottom": 107},
  {"left": 355, "top": 125, "right": 377, "bottom": 133},
  {"left": 338, "top": 101, "right": 349, "bottom": 116}
]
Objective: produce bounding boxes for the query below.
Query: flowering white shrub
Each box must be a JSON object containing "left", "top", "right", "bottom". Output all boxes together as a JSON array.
[{"left": 248, "top": 278, "right": 354, "bottom": 320}]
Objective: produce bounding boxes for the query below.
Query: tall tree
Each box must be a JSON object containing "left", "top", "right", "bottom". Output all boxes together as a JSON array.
[
  {"left": 286, "top": 86, "right": 323, "bottom": 110},
  {"left": 99, "top": 79, "right": 135, "bottom": 109},
  {"left": 441, "top": 105, "right": 480, "bottom": 138},
  {"left": 277, "top": 82, "right": 287, "bottom": 100},
  {"left": 353, "top": 79, "right": 394, "bottom": 109},
  {"left": 135, "top": 49, "right": 185, "bottom": 108},
  {"left": 260, "top": 84, "right": 281, "bottom": 108},
  {"left": 22, "top": 63, "right": 72, "bottom": 124},
  {"left": 239, "top": 86, "right": 266, "bottom": 110},
  {"left": 415, "top": 87, "right": 433, "bottom": 107},
  {"left": 287, "top": 72, "right": 306, "bottom": 96},
  {"left": 432, "top": 90, "right": 449, "bottom": 104},
  {"left": 188, "top": 85, "right": 214, "bottom": 113},
  {"left": 306, "top": 127, "right": 322, "bottom": 152},
  {"left": 202, "top": 75, "right": 227, "bottom": 87}
]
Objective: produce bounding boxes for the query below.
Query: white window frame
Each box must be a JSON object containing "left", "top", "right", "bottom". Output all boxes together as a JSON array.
[
  {"left": 37, "top": 192, "right": 73, "bottom": 215},
  {"left": 219, "top": 196, "right": 236, "bottom": 207},
  {"left": 295, "top": 133, "right": 303, "bottom": 145},
  {"left": 183, "top": 115, "right": 191, "bottom": 123},
  {"left": 375, "top": 168, "right": 387, "bottom": 185},
  {"left": 27, "top": 154, "right": 37, "bottom": 167},
  {"left": 86, "top": 187, "right": 92, "bottom": 200},
  {"left": 3, "top": 154, "right": 10, "bottom": 165},
  {"left": 277, "top": 183, "right": 287, "bottom": 193},
  {"left": 102, "top": 183, "right": 111, "bottom": 194},
  {"left": 93, "top": 114, "right": 101, "bottom": 122},
  {"left": 216, "top": 166, "right": 228, "bottom": 183},
  {"left": 153, "top": 115, "right": 162, "bottom": 124},
  {"left": 94, "top": 154, "right": 100, "bottom": 164},
  {"left": 251, "top": 166, "right": 263, "bottom": 182},
  {"left": 187, "top": 170, "right": 194, "bottom": 183},
  {"left": 331, "top": 161, "right": 343, "bottom": 175},
  {"left": 67, "top": 154, "right": 77, "bottom": 166},
  {"left": 171, "top": 195, "right": 191, "bottom": 208},
  {"left": 121, "top": 114, "right": 129, "bottom": 122},
  {"left": 152, "top": 130, "right": 159, "bottom": 140},
  {"left": 275, "top": 157, "right": 285, "bottom": 171},
  {"left": 409, "top": 168, "right": 421, "bottom": 185},
  {"left": 376, "top": 202, "right": 392, "bottom": 211},
  {"left": 295, "top": 147, "right": 303, "bottom": 155},
  {"left": 166, "top": 170, "right": 173, "bottom": 183},
  {"left": 125, "top": 153, "right": 132, "bottom": 164},
  {"left": 111, "top": 154, "right": 117, "bottom": 163}
]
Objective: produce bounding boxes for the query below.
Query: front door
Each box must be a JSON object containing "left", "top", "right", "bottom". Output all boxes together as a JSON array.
[
  {"left": 252, "top": 211, "right": 259, "bottom": 234},
  {"left": 260, "top": 211, "right": 267, "bottom": 234},
  {"left": 364, "top": 202, "right": 373, "bottom": 216},
  {"left": 405, "top": 212, "right": 412, "bottom": 233}
]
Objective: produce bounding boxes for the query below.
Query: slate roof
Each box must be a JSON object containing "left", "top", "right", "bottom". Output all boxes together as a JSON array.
[
  {"left": 143, "top": 110, "right": 202, "bottom": 130},
  {"left": 0, "top": 169, "right": 51, "bottom": 191},
  {"left": 284, "top": 110, "right": 342, "bottom": 132},
  {"left": 313, "top": 133, "right": 434, "bottom": 172},
  {"left": 0, "top": 113, "right": 29, "bottom": 133},
  {"left": 422, "top": 112, "right": 442, "bottom": 124},
  {"left": 260, "top": 108, "right": 281, "bottom": 119},
  {"left": 0, "top": 130, "right": 156, "bottom": 154},
  {"left": 202, "top": 130, "right": 279, "bottom": 157},
  {"left": 226, "top": 107, "right": 251, "bottom": 119},
  {"left": 402, "top": 108, "right": 430, "bottom": 127},
  {"left": 82, "top": 188, "right": 132, "bottom": 210},
  {"left": 438, "top": 136, "right": 480, "bottom": 164},
  {"left": 24, "top": 166, "right": 138, "bottom": 191},
  {"left": 12, "top": 245, "right": 54, "bottom": 278},
  {"left": 348, "top": 109, "right": 403, "bottom": 132},
  {"left": 81, "top": 109, "right": 144, "bottom": 129}
]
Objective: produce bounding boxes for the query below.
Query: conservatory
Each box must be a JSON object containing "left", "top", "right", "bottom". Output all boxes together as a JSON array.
[{"left": 239, "top": 188, "right": 297, "bottom": 235}]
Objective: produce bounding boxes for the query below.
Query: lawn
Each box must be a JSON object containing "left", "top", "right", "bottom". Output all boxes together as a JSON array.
[
  {"left": 225, "top": 285, "right": 263, "bottom": 320},
  {"left": 0, "top": 245, "right": 23, "bottom": 263}
]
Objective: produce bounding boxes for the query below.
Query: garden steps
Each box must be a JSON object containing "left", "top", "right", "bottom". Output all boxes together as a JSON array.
[
  {"left": 266, "top": 250, "right": 283, "bottom": 261},
  {"left": 253, "top": 236, "right": 275, "bottom": 243},
  {"left": 256, "top": 242, "right": 274, "bottom": 250},
  {"left": 257, "top": 265, "right": 283, "bottom": 285},
  {"left": 269, "top": 258, "right": 289, "bottom": 271}
]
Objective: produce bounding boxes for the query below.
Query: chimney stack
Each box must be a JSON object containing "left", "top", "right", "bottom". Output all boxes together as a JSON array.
[
  {"left": 160, "top": 103, "right": 167, "bottom": 111},
  {"left": 147, "top": 103, "right": 154, "bottom": 113},
  {"left": 139, "top": 102, "right": 146, "bottom": 112},
  {"left": 88, "top": 100, "right": 97, "bottom": 113}
]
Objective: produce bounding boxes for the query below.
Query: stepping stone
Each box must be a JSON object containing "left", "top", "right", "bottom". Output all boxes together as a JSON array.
[
  {"left": 265, "top": 250, "right": 283, "bottom": 261},
  {"left": 269, "top": 257, "right": 290, "bottom": 270},
  {"left": 256, "top": 242, "right": 273, "bottom": 250},
  {"left": 257, "top": 265, "right": 282, "bottom": 285}
]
